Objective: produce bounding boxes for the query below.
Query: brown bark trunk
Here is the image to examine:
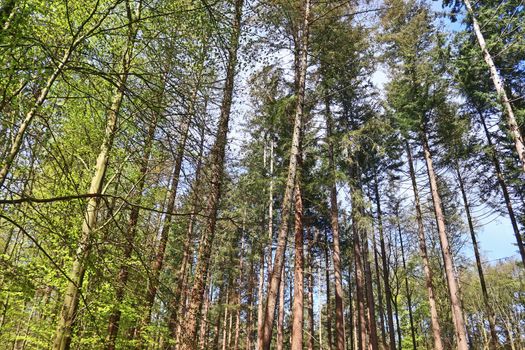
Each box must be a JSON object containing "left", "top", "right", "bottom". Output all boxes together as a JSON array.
[
  {"left": 363, "top": 231, "right": 379, "bottom": 350},
  {"left": 373, "top": 175, "right": 396, "bottom": 350},
  {"left": 291, "top": 182, "right": 304, "bottom": 350},
  {"left": 351, "top": 194, "right": 367, "bottom": 350},
  {"left": 326, "top": 95, "right": 346, "bottom": 350},
  {"left": 170, "top": 95, "right": 208, "bottom": 344},
  {"left": 179, "top": 2, "right": 243, "bottom": 348},
  {"left": 325, "top": 230, "right": 334, "bottom": 350},
  {"left": 372, "top": 231, "right": 386, "bottom": 349},
  {"left": 477, "top": 110, "right": 525, "bottom": 266},
  {"left": 420, "top": 131, "right": 468, "bottom": 350},
  {"left": 139, "top": 103, "right": 191, "bottom": 336},
  {"left": 454, "top": 162, "right": 498, "bottom": 349},
  {"left": 277, "top": 268, "right": 285, "bottom": 350},
  {"left": 396, "top": 218, "right": 417, "bottom": 350},
  {"left": 198, "top": 273, "right": 213, "bottom": 350},
  {"left": 463, "top": 0, "right": 525, "bottom": 174},
  {"left": 106, "top": 109, "right": 158, "bottom": 350},
  {"left": 52, "top": 4, "right": 140, "bottom": 349},
  {"left": 259, "top": 1, "right": 310, "bottom": 348},
  {"left": 246, "top": 258, "right": 255, "bottom": 350},
  {"left": 405, "top": 140, "right": 443, "bottom": 350},
  {"left": 306, "top": 239, "right": 315, "bottom": 350},
  {"left": 257, "top": 139, "right": 275, "bottom": 348}
]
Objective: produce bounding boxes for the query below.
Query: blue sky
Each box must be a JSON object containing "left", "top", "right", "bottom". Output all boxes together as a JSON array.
[{"left": 477, "top": 219, "right": 520, "bottom": 261}]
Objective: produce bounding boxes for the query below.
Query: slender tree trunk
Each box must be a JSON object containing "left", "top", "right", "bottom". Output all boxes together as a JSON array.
[
  {"left": 257, "top": 253, "right": 266, "bottom": 348},
  {"left": 277, "top": 268, "right": 285, "bottom": 350},
  {"left": 52, "top": 4, "right": 139, "bottom": 348},
  {"left": 0, "top": 48, "right": 71, "bottom": 189},
  {"left": 363, "top": 230, "right": 379, "bottom": 350},
  {"left": 352, "top": 207, "right": 367, "bottom": 350},
  {"left": 306, "top": 238, "right": 315, "bottom": 350},
  {"left": 139, "top": 105, "right": 191, "bottom": 339},
  {"left": 454, "top": 163, "right": 498, "bottom": 349},
  {"left": 396, "top": 219, "right": 417, "bottom": 350},
  {"left": 257, "top": 139, "right": 275, "bottom": 348},
  {"left": 373, "top": 175, "right": 396, "bottom": 350},
  {"left": 246, "top": 258, "right": 255, "bottom": 350},
  {"left": 420, "top": 131, "right": 468, "bottom": 350},
  {"left": 259, "top": 0, "right": 310, "bottom": 348},
  {"left": 371, "top": 235, "right": 386, "bottom": 350},
  {"left": 106, "top": 110, "right": 158, "bottom": 350},
  {"left": 169, "top": 92, "right": 208, "bottom": 344},
  {"left": 291, "top": 182, "right": 304, "bottom": 350},
  {"left": 222, "top": 289, "right": 230, "bottom": 350},
  {"left": 326, "top": 95, "right": 346, "bottom": 350},
  {"left": 180, "top": 2, "right": 243, "bottom": 347},
  {"left": 347, "top": 270, "right": 355, "bottom": 350},
  {"left": 477, "top": 110, "right": 525, "bottom": 266},
  {"left": 325, "top": 230, "right": 334, "bottom": 350},
  {"left": 0, "top": 1, "right": 106, "bottom": 189},
  {"left": 405, "top": 140, "right": 443, "bottom": 350},
  {"left": 462, "top": 0, "right": 525, "bottom": 174},
  {"left": 198, "top": 273, "right": 213, "bottom": 350}
]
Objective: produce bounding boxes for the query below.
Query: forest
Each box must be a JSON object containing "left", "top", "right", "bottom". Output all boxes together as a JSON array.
[{"left": 0, "top": 0, "right": 524, "bottom": 349}]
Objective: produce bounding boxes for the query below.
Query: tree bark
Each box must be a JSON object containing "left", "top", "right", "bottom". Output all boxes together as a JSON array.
[
  {"left": 291, "top": 182, "right": 304, "bottom": 350},
  {"left": 276, "top": 267, "right": 285, "bottom": 350},
  {"left": 454, "top": 162, "right": 498, "bottom": 349},
  {"left": 477, "top": 110, "right": 525, "bottom": 266},
  {"left": 106, "top": 108, "right": 158, "bottom": 350},
  {"left": 259, "top": 0, "right": 309, "bottom": 348},
  {"left": 405, "top": 140, "right": 444, "bottom": 350},
  {"left": 373, "top": 175, "right": 396, "bottom": 350},
  {"left": 52, "top": 3, "right": 139, "bottom": 348},
  {"left": 325, "top": 230, "right": 334, "bottom": 350},
  {"left": 420, "top": 131, "right": 468, "bottom": 350},
  {"left": 463, "top": 0, "right": 525, "bottom": 174},
  {"left": 326, "top": 95, "right": 346, "bottom": 350},
  {"left": 179, "top": 1, "right": 243, "bottom": 347},
  {"left": 396, "top": 218, "right": 417, "bottom": 350},
  {"left": 306, "top": 233, "right": 315, "bottom": 350},
  {"left": 351, "top": 194, "right": 367, "bottom": 350},
  {"left": 363, "top": 229, "right": 379, "bottom": 350}
]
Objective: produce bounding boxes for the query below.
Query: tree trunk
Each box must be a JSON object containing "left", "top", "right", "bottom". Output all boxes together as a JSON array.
[
  {"left": 326, "top": 95, "right": 346, "bottom": 350},
  {"left": 454, "top": 162, "right": 498, "bottom": 349},
  {"left": 291, "top": 182, "right": 304, "bottom": 350},
  {"left": 277, "top": 268, "right": 285, "bottom": 350},
  {"left": 351, "top": 205, "right": 367, "bottom": 350},
  {"left": 179, "top": 1, "right": 243, "bottom": 347},
  {"left": 363, "top": 229, "right": 379, "bottom": 350},
  {"left": 259, "top": 0, "right": 310, "bottom": 348},
  {"left": 371, "top": 234, "right": 386, "bottom": 349},
  {"left": 463, "top": 0, "right": 525, "bottom": 174},
  {"left": 0, "top": 1, "right": 107, "bottom": 189},
  {"left": 306, "top": 238, "right": 315, "bottom": 350},
  {"left": 396, "top": 219, "right": 417, "bottom": 350},
  {"left": 169, "top": 92, "right": 208, "bottom": 344},
  {"left": 420, "top": 131, "right": 468, "bottom": 350},
  {"left": 257, "top": 138, "right": 275, "bottom": 348},
  {"left": 325, "top": 230, "right": 334, "bottom": 350},
  {"left": 106, "top": 108, "right": 158, "bottom": 350},
  {"left": 373, "top": 175, "right": 396, "bottom": 350},
  {"left": 477, "top": 110, "right": 525, "bottom": 266},
  {"left": 139, "top": 103, "right": 191, "bottom": 338},
  {"left": 405, "top": 140, "right": 443, "bottom": 350},
  {"left": 52, "top": 4, "right": 139, "bottom": 348}
]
